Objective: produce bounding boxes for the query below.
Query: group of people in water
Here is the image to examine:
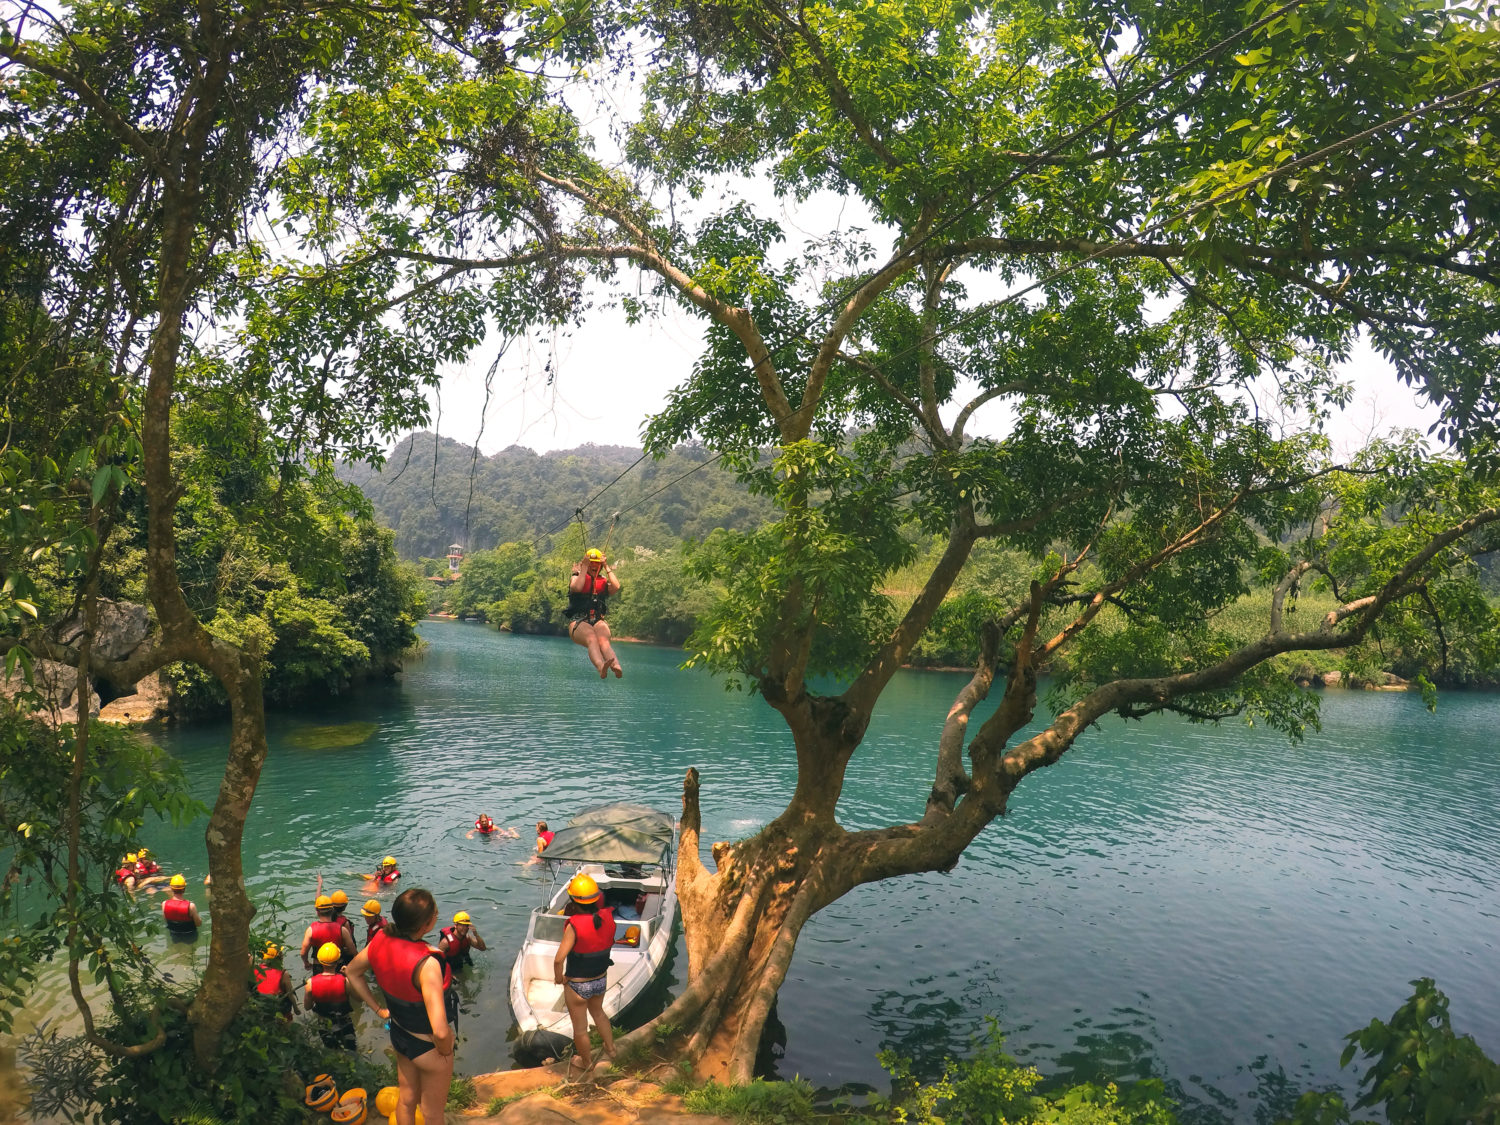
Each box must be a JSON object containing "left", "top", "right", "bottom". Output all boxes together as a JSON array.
[{"left": 123, "top": 815, "right": 598, "bottom": 1124}]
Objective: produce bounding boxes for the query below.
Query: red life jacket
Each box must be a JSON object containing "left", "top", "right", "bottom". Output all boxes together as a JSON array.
[
  {"left": 364, "top": 915, "right": 385, "bottom": 945},
  {"left": 377, "top": 867, "right": 401, "bottom": 885},
  {"left": 308, "top": 918, "right": 343, "bottom": 947},
  {"left": 162, "top": 896, "right": 195, "bottom": 933},
  {"left": 136, "top": 860, "right": 160, "bottom": 876},
  {"left": 254, "top": 965, "right": 286, "bottom": 995},
  {"left": 537, "top": 831, "right": 555, "bottom": 849},
  {"left": 367, "top": 933, "right": 451, "bottom": 1034},
  {"left": 439, "top": 926, "right": 471, "bottom": 961},
  {"left": 307, "top": 971, "right": 351, "bottom": 1011},
  {"left": 475, "top": 819, "right": 496, "bottom": 833},
  {"left": 565, "top": 908, "right": 615, "bottom": 978},
  {"left": 115, "top": 867, "right": 134, "bottom": 884}
]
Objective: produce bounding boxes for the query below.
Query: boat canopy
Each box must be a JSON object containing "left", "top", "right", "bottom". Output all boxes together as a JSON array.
[{"left": 542, "top": 802, "right": 675, "bottom": 867}]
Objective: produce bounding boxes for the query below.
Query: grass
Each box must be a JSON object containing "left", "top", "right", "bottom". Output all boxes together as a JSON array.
[
  {"left": 448, "top": 1077, "right": 479, "bottom": 1110},
  {"left": 681, "top": 1077, "right": 819, "bottom": 1125},
  {"left": 486, "top": 1091, "right": 532, "bottom": 1115}
]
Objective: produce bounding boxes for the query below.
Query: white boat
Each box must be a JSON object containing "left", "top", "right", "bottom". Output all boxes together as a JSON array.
[{"left": 509, "top": 802, "right": 678, "bottom": 1037}]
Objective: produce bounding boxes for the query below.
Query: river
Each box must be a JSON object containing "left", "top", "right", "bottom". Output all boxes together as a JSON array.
[{"left": 13, "top": 620, "right": 1500, "bottom": 1121}]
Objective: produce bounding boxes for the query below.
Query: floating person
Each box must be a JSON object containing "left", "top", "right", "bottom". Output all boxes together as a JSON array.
[
  {"left": 304, "top": 941, "right": 357, "bottom": 1051},
  {"left": 357, "top": 856, "right": 402, "bottom": 887},
  {"left": 566, "top": 548, "right": 622, "bottom": 678},
  {"left": 134, "top": 848, "right": 161, "bottom": 877},
  {"left": 345, "top": 888, "right": 456, "bottom": 1125},
  {"left": 301, "top": 894, "right": 356, "bottom": 971},
  {"left": 161, "top": 874, "right": 201, "bottom": 943},
  {"left": 115, "top": 852, "right": 168, "bottom": 894},
  {"left": 535, "top": 821, "right": 554, "bottom": 855},
  {"left": 254, "top": 943, "right": 296, "bottom": 1019},
  {"left": 438, "top": 911, "right": 488, "bottom": 975},
  {"left": 553, "top": 873, "right": 617, "bottom": 1078},
  {"left": 360, "top": 899, "right": 386, "bottom": 946}
]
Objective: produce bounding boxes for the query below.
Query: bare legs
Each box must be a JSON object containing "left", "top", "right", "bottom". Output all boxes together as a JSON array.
[
  {"left": 394, "top": 1043, "right": 452, "bottom": 1125},
  {"left": 562, "top": 980, "right": 616, "bottom": 1074},
  {"left": 569, "top": 620, "right": 622, "bottom": 678}
]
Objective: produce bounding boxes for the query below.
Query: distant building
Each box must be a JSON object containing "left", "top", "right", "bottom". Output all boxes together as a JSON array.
[{"left": 427, "top": 544, "right": 464, "bottom": 585}]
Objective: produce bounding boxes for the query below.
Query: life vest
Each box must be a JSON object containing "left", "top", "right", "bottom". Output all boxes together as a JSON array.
[
  {"left": 376, "top": 867, "right": 401, "bottom": 885},
  {"left": 364, "top": 915, "right": 385, "bottom": 946},
  {"left": 307, "top": 971, "right": 351, "bottom": 1015},
  {"left": 254, "top": 965, "right": 286, "bottom": 996},
  {"left": 114, "top": 866, "right": 135, "bottom": 884},
  {"left": 336, "top": 915, "right": 356, "bottom": 961},
  {"left": 439, "top": 926, "right": 471, "bottom": 964},
  {"left": 308, "top": 918, "right": 343, "bottom": 948},
  {"left": 565, "top": 908, "right": 615, "bottom": 979},
  {"left": 537, "top": 830, "right": 555, "bottom": 850},
  {"left": 475, "top": 819, "right": 496, "bottom": 834},
  {"left": 162, "top": 896, "right": 196, "bottom": 934},
  {"left": 367, "top": 933, "right": 452, "bottom": 1035},
  {"left": 566, "top": 571, "right": 609, "bottom": 623},
  {"left": 135, "top": 860, "right": 160, "bottom": 876}
]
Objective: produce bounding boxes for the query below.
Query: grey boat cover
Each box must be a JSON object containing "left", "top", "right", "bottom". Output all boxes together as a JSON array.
[{"left": 542, "top": 802, "right": 675, "bottom": 866}]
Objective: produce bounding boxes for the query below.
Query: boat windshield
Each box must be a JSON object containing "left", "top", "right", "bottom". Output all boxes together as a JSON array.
[
  {"left": 541, "top": 802, "right": 674, "bottom": 867},
  {"left": 531, "top": 912, "right": 646, "bottom": 945}
]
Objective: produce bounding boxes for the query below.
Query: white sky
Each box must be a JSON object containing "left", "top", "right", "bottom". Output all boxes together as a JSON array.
[{"left": 413, "top": 72, "right": 1443, "bottom": 463}]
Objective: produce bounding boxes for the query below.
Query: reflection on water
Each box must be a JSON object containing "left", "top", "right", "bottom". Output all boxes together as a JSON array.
[{"left": 6, "top": 621, "right": 1498, "bottom": 1125}]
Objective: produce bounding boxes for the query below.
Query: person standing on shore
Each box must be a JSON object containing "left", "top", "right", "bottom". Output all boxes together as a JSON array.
[
  {"left": 553, "top": 873, "right": 617, "bottom": 1078},
  {"left": 345, "top": 888, "right": 455, "bottom": 1125}
]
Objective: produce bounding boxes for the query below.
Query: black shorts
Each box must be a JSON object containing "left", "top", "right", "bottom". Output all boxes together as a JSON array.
[{"left": 389, "top": 1022, "right": 434, "bottom": 1060}]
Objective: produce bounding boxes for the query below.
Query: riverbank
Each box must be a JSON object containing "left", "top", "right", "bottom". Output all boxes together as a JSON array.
[{"left": 463, "top": 1065, "right": 732, "bottom": 1125}]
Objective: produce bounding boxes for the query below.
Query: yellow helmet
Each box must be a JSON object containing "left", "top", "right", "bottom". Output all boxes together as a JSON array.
[
  {"left": 585, "top": 548, "right": 605, "bottom": 562},
  {"left": 453, "top": 911, "right": 471, "bottom": 925},
  {"left": 137, "top": 847, "right": 151, "bottom": 858},
  {"left": 330, "top": 890, "right": 348, "bottom": 906},
  {"left": 361, "top": 899, "right": 382, "bottom": 917},
  {"left": 169, "top": 874, "right": 187, "bottom": 889},
  {"left": 263, "top": 943, "right": 283, "bottom": 961},
  {"left": 316, "top": 941, "right": 342, "bottom": 966},
  {"left": 315, "top": 894, "right": 333, "bottom": 910},
  {"left": 381, "top": 856, "right": 397, "bottom": 867},
  {"left": 567, "top": 874, "right": 601, "bottom": 904},
  {"left": 125, "top": 853, "right": 138, "bottom": 863}
]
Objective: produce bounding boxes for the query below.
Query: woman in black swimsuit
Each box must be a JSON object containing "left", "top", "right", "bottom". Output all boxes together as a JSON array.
[{"left": 566, "top": 548, "right": 623, "bottom": 678}]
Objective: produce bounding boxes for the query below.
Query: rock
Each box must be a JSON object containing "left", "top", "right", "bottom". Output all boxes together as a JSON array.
[
  {"left": 1321, "top": 670, "right": 1343, "bottom": 687},
  {"left": 98, "top": 672, "right": 171, "bottom": 724},
  {"left": 52, "top": 599, "right": 150, "bottom": 664},
  {"left": 0, "top": 658, "right": 100, "bottom": 723}
]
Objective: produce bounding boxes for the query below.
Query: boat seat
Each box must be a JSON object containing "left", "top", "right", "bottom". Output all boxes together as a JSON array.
[{"left": 525, "top": 978, "right": 565, "bottom": 1013}]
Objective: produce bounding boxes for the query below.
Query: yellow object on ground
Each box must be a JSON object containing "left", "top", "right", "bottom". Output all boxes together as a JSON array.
[
  {"left": 304, "top": 1074, "right": 338, "bottom": 1112},
  {"left": 386, "top": 1108, "right": 423, "bottom": 1125},
  {"left": 374, "top": 1087, "right": 400, "bottom": 1117},
  {"left": 331, "top": 1087, "right": 368, "bottom": 1125}
]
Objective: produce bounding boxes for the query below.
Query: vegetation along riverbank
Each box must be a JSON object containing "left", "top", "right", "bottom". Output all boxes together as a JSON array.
[{"left": 3, "top": 0, "right": 1499, "bottom": 1116}]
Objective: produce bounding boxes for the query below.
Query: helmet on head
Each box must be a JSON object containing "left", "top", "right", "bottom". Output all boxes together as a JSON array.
[
  {"left": 585, "top": 548, "right": 604, "bottom": 562},
  {"left": 315, "top": 894, "right": 333, "bottom": 910},
  {"left": 316, "top": 942, "right": 342, "bottom": 966},
  {"left": 361, "top": 899, "right": 381, "bottom": 917},
  {"left": 169, "top": 874, "right": 187, "bottom": 889},
  {"left": 453, "top": 911, "right": 471, "bottom": 926},
  {"left": 381, "top": 856, "right": 397, "bottom": 867},
  {"left": 125, "top": 853, "right": 138, "bottom": 864},
  {"left": 263, "top": 943, "right": 283, "bottom": 962},
  {"left": 567, "top": 874, "right": 601, "bottom": 904},
  {"left": 137, "top": 847, "right": 151, "bottom": 858},
  {"left": 330, "top": 890, "right": 348, "bottom": 906}
]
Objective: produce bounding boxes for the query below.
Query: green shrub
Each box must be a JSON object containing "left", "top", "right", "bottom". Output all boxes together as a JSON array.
[
  {"left": 449, "top": 1076, "right": 480, "bottom": 1109},
  {"left": 878, "top": 1022, "right": 1178, "bottom": 1125}
]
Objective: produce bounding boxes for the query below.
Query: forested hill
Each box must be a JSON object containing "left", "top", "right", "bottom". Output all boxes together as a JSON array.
[{"left": 340, "top": 431, "right": 774, "bottom": 559}]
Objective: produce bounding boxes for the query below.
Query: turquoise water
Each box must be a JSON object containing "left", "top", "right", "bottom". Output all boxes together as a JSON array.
[{"left": 18, "top": 620, "right": 1500, "bottom": 1120}]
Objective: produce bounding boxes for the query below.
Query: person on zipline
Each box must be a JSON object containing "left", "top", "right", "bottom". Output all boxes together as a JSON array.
[{"left": 567, "top": 548, "right": 622, "bottom": 678}]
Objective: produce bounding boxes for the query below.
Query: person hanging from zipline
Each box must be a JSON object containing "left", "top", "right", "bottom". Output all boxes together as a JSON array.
[{"left": 567, "top": 548, "right": 622, "bottom": 678}]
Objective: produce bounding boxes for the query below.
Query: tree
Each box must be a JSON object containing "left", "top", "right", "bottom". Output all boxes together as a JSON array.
[
  {"left": 0, "top": 0, "right": 531, "bottom": 1066},
  {"left": 273, "top": 0, "right": 1500, "bottom": 1081}
]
